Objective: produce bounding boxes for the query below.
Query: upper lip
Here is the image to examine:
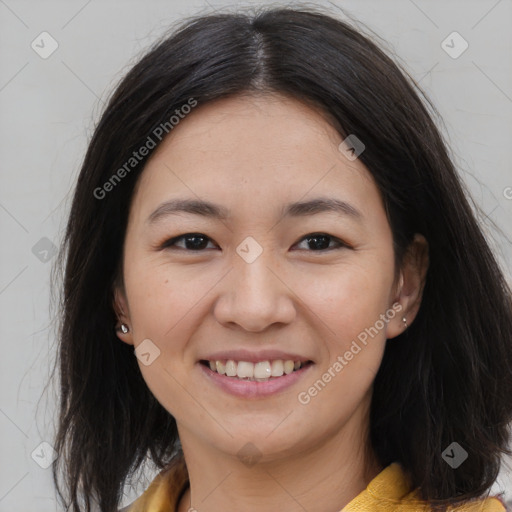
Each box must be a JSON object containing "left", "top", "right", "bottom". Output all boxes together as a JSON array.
[{"left": 199, "top": 349, "right": 313, "bottom": 363}]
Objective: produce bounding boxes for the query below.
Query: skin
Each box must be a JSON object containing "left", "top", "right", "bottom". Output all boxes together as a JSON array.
[{"left": 114, "top": 93, "right": 429, "bottom": 512}]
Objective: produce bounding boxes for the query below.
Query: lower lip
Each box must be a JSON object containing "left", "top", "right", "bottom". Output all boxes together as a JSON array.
[{"left": 198, "top": 362, "right": 314, "bottom": 399}]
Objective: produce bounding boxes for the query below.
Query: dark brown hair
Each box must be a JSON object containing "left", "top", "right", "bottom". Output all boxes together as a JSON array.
[{"left": 49, "top": 5, "right": 512, "bottom": 511}]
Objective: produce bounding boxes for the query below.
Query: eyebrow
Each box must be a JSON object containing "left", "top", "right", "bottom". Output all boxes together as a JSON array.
[{"left": 146, "top": 197, "right": 363, "bottom": 225}]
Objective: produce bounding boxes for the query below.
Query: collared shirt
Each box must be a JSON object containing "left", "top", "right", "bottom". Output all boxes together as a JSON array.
[{"left": 122, "top": 456, "right": 507, "bottom": 512}]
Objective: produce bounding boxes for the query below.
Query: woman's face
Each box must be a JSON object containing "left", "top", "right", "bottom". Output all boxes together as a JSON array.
[{"left": 114, "top": 93, "right": 417, "bottom": 464}]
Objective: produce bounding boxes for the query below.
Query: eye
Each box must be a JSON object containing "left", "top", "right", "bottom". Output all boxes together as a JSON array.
[
  {"left": 293, "top": 233, "right": 348, "bottom": 252},
  {"left": 158, "top": 232, "right": 349, "bottom": 252},
  {"left": 159, "top": 233, "right": 217, "bottom": 251}
]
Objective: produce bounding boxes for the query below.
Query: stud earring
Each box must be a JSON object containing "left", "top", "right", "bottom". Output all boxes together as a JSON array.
[
  {"left": 120, "top": 323, "right": 129, "bottom": 334},
  {"left": 402, "top": 317, "right": 408, "bottom": 329}
]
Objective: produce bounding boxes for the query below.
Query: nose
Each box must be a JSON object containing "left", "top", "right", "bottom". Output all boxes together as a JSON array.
[{"left": 213, "top": 252, "right": 296, "bottom": 333}]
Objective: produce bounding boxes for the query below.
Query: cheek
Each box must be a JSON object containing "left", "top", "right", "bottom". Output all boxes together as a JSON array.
[
  {"left": 293, "top": 267, "right": 391, "bottom": 428},
  {"left": 299, "top": 258, "right": 394, "bottom": 398},
  {"left": 124, "top": 261, "right": 203, "bottom": 417},
  {"left": 298, "top": 260, "right": 393, "bottom": 340},
  {"left": 124, "top": 258, "right": 209, "bottom": 342}
]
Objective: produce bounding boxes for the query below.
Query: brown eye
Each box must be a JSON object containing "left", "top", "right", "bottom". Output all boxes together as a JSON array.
[
  {"left": 160, "top": 233, "right": 217, "bottom": 251},
  {"left": 294, "top": 233, "right": 348, "bottom": 252},
  {"left": 158, "top": 232, "right": 349, "bottom": 253}
]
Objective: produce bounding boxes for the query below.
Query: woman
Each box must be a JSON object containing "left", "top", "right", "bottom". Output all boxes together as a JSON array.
[{"left": 50, "top": 5, "right": 512, "bottom": 512}]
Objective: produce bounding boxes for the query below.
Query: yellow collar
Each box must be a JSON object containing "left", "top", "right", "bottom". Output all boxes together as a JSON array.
[{"left": 124, "top": 456, "right": 505, "bottom": 512}]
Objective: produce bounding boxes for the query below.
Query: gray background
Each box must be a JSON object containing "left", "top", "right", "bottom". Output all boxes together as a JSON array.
[{"left": 1, "top": 0, "right": 511, "bottom": 510}]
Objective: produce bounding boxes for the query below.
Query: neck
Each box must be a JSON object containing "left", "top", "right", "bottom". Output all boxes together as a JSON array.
[{"left": 176, "top": 407, "right": 382, "bottom": 512}]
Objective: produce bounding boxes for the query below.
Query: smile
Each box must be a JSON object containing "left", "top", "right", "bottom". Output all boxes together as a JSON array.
[
  {"left": 201, "top": 359, "right": 312, "bottom": 381},
  {"left": 199, "top": 359, "right": 314, "bottom": 398}
]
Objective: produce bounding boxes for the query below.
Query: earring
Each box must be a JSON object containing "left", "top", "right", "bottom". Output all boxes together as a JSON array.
[
  {"left": 402, "top": 317, "right": 408, "bottom": 329},
  {"left": 120, "top": 323, "right": 129, "bottom": 334}
]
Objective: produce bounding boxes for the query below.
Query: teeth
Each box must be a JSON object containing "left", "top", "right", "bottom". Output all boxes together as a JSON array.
[
  {"left": 254, "top": 361, "right": 272, "bottom": 379},
  {"left": 271, "top": 360, "right": 284, "bottom": 376},
  {"left": 284, "top": 360, "right": 295, "bottom": 374},
  {"left": 225, "top": 360, "right": 237, "bottom": 377},
  {"left": 206, "top": 359, "right": 306, "bottom": 380},
  {"left": 237, "top": 361, "right": 254, "bottom": 378},
  {"left": 216, "top": 361, "right": 226, "bottom": 375}
]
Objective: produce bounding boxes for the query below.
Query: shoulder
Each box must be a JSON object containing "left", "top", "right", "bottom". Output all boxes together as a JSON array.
[
  {"left": 361, "top": 462, "right": 508, "bottom": 512},
  {"left": 447, "top": 496, "right": 508, "bottom": 512},
  {"left": 117, "top": 456, "right": 189, "bottom": 512}
]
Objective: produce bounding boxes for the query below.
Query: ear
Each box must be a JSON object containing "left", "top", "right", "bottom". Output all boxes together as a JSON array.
[
  {"left": 386, "top": 233, "right": 429, "bottom": 339},
  {"left": 113, "top": 284, "right": 134, "bottom": 346}
]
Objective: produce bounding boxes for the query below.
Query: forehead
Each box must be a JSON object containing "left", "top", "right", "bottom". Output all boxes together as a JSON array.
[
  {"left": 130, "top": 93, "right": 382, "bottom": 225},
  {"left": 147, "top": 93, "right": 344, "bottom": 170}
]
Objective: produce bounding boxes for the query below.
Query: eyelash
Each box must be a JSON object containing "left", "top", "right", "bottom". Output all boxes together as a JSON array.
[{"left": 157, "top": 232, "right": 350, "bottom": 253}]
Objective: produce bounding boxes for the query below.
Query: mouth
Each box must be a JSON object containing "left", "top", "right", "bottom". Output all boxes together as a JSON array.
[
  {"left": 197, "top": 350, "right": 315, "bottom": 398},
  {"left": 198, "top": 358, "right": 315, "bottom": 399},
  {"left": 199, "top": 359, "right": 313, "bottom": 381}
]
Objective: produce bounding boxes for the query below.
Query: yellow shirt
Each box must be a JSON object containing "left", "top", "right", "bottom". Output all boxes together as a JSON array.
[{"left": 123, "top": 456, "right": 507, "bottom": 512}]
